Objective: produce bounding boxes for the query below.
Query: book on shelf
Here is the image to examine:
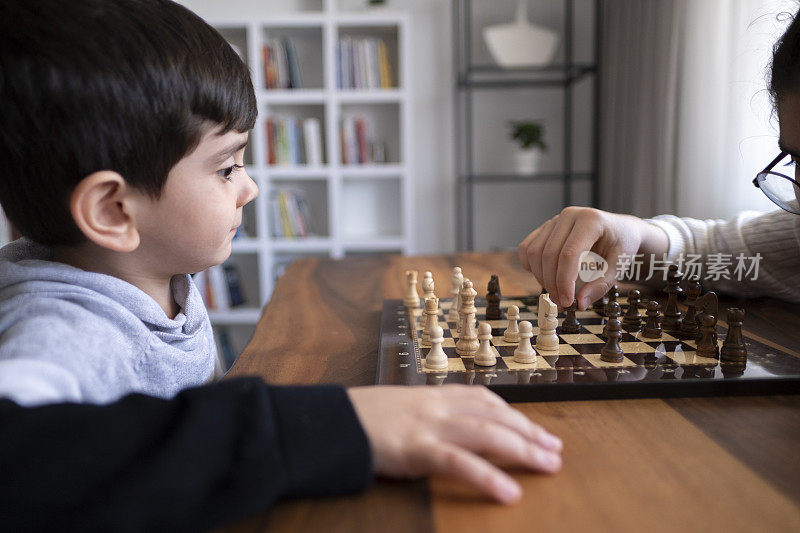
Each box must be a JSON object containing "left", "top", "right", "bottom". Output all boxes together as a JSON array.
[
  {"left": 193, "top": 263, "right": 247, "bottom": 311},
  {"left": 262, "top": 36, "right": 302, "bottom": 89},
  {"left": 338, "top": 36, "right": 393, "bottom": 90},
  {"left": 339, "top": 115, "right": 387, "bottom": 165},
  {"left": 269, "top": 188, "right": 314, "bottom": 239},
  {"left": 266, "top": 117, "right": 323, "bottom": 166}
]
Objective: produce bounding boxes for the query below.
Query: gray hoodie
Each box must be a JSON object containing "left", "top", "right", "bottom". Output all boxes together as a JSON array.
[{"left": 0, "top": 238, "right": 220, "bottom": 406}]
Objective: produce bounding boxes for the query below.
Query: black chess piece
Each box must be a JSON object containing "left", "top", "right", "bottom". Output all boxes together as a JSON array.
[
  {"left": 680, "top": 280, "right": 701, "bottom": 338},
  {"left": 601, "top": 313, "right": 624, "bottom": 363},
  {"left": 720, "top": 308, "right": 747, "bottom": 363},
  {"left": 695, "top": 291, "right": 719, "bottom": 342},
  {"left": 607, "top": 285, "right": 619, "bottom": 305},
  {"left": 560, "top": 299, "right": 581, "bottom": 334},
  {"left": 622, "top": 289, "right": 642, "bottom": 331},
  {"left": 696, "top": 313, "right": 719, "bottom": 359},
  {"left": 485, "top": 274, "right": 502, "bottom": 320},
  {"left": 602, "top": 301, "right": 621, "bottom": 340},
  {"left": 641, "top": 300, "right": 662, "bottom": 339},
  {"left": 662, "top": 265, "right": 683, "bottom": 333},
  {"left": 592, "top": 295, "right": 607, "bottom": 316}
]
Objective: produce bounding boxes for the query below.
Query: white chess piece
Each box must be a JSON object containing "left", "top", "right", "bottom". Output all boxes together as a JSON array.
[
  {"left": 456, "top": 278, "right": 471, "bottom": 338},
  {"left": 474, "top": 322, "right": 497, "bottom": 366},
  {"left": 536, "top": 293, "right": 559, "bottom": 351},
  {"left": 513, "top": 321, "right": 536, "bottom": 363},
  {"left": 448, "top": 267, "right": 463, "bottom": 322},
  {"left": 421, "top": 297, "right": 439, "bottom": 347},
  {"left": 456, "top": 280, "right": 479, "bottom": 356},
  {"left": 504, "top": 304, "right": 520, "bottom": 342},
  {"left": 422, "top": 271, "right": 436, "bottom": 301},
  {"left": 424, "top": 324, "right": 448, "bottom": 370},
  {"left": 404, "top": 270, "right": 419, "bottom": 307}
]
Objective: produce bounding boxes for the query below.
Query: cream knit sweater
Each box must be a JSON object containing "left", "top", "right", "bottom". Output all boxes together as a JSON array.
[{"left": 645, "top": 208, "right": 800, "bottom": 304}]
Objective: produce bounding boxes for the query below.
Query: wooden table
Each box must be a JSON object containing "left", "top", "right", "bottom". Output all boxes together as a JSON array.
[{"left": 226, "top": 252, "right": 800, "bottom": 532}]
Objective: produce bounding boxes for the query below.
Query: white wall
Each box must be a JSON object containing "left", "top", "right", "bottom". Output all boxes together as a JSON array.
[{"left": 178, "top": 0, "right": 595, "bottom": 253}]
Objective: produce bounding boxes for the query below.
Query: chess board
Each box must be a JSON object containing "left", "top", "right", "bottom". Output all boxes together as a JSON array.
[{"left": 376, "top": 295, "right": 800, "bottom": 402}]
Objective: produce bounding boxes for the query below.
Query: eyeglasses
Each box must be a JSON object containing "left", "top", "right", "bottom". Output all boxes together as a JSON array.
[{"left": 752, "top": 151, "right": 800, "bottom": 214}]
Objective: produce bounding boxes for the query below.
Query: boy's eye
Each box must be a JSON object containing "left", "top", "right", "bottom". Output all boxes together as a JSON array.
[{"left": 217, "top": 164, "right": 245, "bottom": 181}]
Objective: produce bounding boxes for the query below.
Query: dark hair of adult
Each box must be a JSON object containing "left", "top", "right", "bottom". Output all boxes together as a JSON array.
[
  {"left": 770, "top": 6, "right": 800, "bottom": 101},
  {"left": 0, "top": 0, "right": 257, "bottom": 246}
]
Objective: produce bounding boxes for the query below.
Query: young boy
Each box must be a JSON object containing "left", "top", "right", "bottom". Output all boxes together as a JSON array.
[{"left": 0, "top": 0, "right": 562, "bottom": 529}]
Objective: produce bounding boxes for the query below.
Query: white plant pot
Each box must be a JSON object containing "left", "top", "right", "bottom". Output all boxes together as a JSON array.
[{"left": 514, "top": 148, "right": 542, "bottom": 174}]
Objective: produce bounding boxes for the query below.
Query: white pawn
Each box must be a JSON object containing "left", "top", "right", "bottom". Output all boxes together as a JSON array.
[
  {"left": 504, "top": 304, "right": 520, "bottom": 342},
  {"left": 474, "top": 322, "right": 497, "bottom": 367},
  {"left": 536, "top": 293, "right": 559, "bottom": 352},
  {"left": 424, "top": 324, "right": 448, "bottom": 370},
  {"left": 404, "top": 270, "right": 419, "bottom": 307},
  {"left": 421, "top": 297, "right": 439, "bottom": 347},
  {"left": 448, "top": 267, "right": 463, "bottom": 322},
  {"left": 513, "top": 321, "right": 536, "bottom": 364},
  {"left": 422, "top": 271, "right": 436, "bottom": 301}
]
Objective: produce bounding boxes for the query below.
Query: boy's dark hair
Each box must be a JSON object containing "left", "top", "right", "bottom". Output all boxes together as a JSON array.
[
  {"left": 0, "top": 0, "right": 257, "bottom": 246},
  {"left": 771, "top": 7, "right": 800, "bottom": 101}
]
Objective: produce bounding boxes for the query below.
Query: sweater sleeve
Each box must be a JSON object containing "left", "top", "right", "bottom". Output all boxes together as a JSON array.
[
  {"left": 0, "top": 377, "right": 372, "bottom": 533},
  {"left": 645, "top": 208, "right": 800, "bottom": 303}
]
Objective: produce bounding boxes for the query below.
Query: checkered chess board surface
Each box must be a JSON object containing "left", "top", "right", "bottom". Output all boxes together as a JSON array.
[
  {"left": 409, "top": 296, "right": 720, "bottom": 374},
  {"left": 376, "top": 295, "right": 800, "bottom": 400}
]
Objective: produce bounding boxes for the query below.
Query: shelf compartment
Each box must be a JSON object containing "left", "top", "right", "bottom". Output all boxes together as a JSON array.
[
  {"left": 336, "top": 24, "right": 400, "bottom": 90},
  {"left": 262, "top": 25, "right": 324, "bottom": 90},
  {"left": 340, "top": 178, "right": 402, "bottom": 241},
  {"left": 269, "top": 179, "right": 330, "bottom": 238},
  {"left": 265, "top": 104, "right": 327, "bottom": 167},
  {"left": 339, "top": 102, "right": 400, "bottom": 165}
]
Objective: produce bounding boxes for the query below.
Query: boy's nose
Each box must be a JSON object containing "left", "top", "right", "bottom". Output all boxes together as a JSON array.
[{"left": 238, "top": 172, "right": 258, "bottom": 206}]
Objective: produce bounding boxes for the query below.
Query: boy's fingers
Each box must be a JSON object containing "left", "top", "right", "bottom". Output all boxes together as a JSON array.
[
  {"left": 438, "top": 418, "right": 562, "bottom": 473},
  {"left": 450, "top": 400, "right": 562, "bottom": 452},
  {"left": 413, "top": 441, "right": 523, "bottom": 504}
]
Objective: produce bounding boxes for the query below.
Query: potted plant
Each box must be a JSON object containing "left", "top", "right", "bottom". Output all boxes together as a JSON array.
[{"left": 509, "top": 120, "right": 547, "bottom": 173}]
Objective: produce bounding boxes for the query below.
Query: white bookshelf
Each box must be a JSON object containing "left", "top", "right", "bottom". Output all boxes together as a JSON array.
[{"left": 206, "top": 1, "right": 413, "bottom": 359}]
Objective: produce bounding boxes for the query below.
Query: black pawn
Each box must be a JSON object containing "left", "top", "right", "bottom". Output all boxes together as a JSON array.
[
  {"left": 641, "top": 300, "right": 662, "bottom": 339},
  {"left": 696, "top": 314, "right": 719, "bottom": 359},
  {"left": 560, "top": 299, "right": 581, "bottom": 334},
  {"left": 622, "top": 289, "right": 642, "bottom": 331},
  {"left": 485, "top": 274, "right": 502, "bottom": 320},
  {"left": 592, "top": 295, "right": 607, "bottom": 316},
  {"left": 680, "top": 280, "right": 701, "bottom": 338},
  {"left": 601, "top": 315, "right": 624, "bottom": 363},
  {"left": 720, "top": 308, "right": 747, "bottom": 363},
  {"left": 662, "top": 265, "right": 683, "bottom": 333},
  {"left": 602, "top": 301, "right": 622, "bottom": 341},
  {"left": 607, "top": 285, "right": 619, "bottom": 305}
]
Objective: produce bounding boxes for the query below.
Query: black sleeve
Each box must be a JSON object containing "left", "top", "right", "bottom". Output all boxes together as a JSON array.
[{"left": 0, "top": 377, "right": 372, "bottom": 533}]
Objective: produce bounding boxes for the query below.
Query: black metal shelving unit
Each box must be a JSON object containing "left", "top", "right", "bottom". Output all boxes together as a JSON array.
[{"left": 453, "top": 0, "right": 603, "bottom": 250}]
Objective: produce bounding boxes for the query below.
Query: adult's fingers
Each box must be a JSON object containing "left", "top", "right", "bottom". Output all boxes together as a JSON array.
[
  {"left": 541, "top": 216, "right": 576, "bottom": 308},
  {"left": 575, "top": 246, "right": 622, "bottom": 310},
  {"left": 411, "top": 440, "right": 523, "bottom": 504},
  {"left": 554, "top": 221, "right": 605, "bottom": 309},
  {"left": 524, "top": 218, "right": 556, "bottom": 290}
]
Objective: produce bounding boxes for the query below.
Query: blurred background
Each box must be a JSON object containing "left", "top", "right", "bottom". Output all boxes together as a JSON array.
[{"left": 0, "top": 0, "right": 795, "bottom": 364}]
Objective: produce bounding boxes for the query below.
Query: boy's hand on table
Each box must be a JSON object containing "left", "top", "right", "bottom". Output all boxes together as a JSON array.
[
  {"left": 517, "top": 207, "right": 669, "bottom": 310},
  {"left": 347, "top": 385, "right": 562, "bottom": 504}
]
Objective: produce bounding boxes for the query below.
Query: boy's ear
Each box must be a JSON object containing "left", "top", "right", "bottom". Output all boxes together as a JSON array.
[{"left": 69, "top": 171, "right": 141, "bottom": 253}]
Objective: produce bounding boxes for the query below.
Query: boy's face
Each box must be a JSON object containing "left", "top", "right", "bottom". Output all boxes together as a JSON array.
[{"left": 134, "top": 126, "right": 258, "bottom": 276}]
